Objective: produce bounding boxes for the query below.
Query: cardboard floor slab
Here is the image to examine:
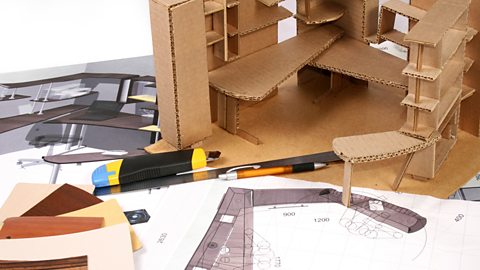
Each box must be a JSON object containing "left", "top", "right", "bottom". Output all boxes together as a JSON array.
[
  {"left": 0, "top": 183, "right": 94, "bottom": 226},
  {"left": 311, "top": 36, "right": 408, "bottom": 90},
  {"left": 208, "top": 25, "right": 344, "bottom": 101},
  {"left": 0, "top": 223, "right": 134, "bottom": 270},
  {"left": 152, "top": 72, "right": 480, "bottom": 198}
]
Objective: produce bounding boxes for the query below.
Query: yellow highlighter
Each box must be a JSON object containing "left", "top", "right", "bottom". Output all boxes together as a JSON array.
[{"left": 92, "top": 148, "right": 220, "bottom": 187}]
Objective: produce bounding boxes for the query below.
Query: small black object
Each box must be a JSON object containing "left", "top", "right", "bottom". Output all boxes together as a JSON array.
[{"left": 124, "top": 209, "right": 151, "bottom": 225}]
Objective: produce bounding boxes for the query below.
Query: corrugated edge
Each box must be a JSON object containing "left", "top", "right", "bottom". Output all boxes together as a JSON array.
[
  {"left": 333, "top": 131, "right": 440, "bottom": 163},
  {"left": 167, "top": 4, "right": 182, "bottom": 149},
  {"left": 210, "top": 30, "right": 344, "bottom": 101},
  {"left": 310, "top": 63, "right": 408, "bottom": 90}
]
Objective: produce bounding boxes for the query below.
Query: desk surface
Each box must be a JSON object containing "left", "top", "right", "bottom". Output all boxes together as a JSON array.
[
  {"left": 0, "top": 105, "right": 88, "bottom": 134},
  {"left": 0, "top": 73, "right": 139, "bottom": 89},
  {"left": 46, "top": 110, "right": 154, "bottom": 131}
]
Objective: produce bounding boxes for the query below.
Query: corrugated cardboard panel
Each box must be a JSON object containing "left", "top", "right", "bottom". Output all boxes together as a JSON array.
[
  {"left": 237, "top": 1, "right": 291, "bottom": 35},
  {"left": 150, "top": 0, "right": 178, "bottom": 146},
  {"left": 171, "top": 0, "right": 212, "bottom": 148},
  {"left": 311, "top": 37, "right": 408, "bottom": 90},
  {"left": 209, "top": 25, "right": 343, "bottom": 101},
  {"left": 238, "top": 24, "right": 277, "bottom": 58},
  {"left": 330, "top": 0, "right": 365, "bottom": 42},
  {"left": 150, "top": 0, "right": 212, "bottom": 148},
  {"left": 363, "top": 0, "right": 380, "bottom": 42}
]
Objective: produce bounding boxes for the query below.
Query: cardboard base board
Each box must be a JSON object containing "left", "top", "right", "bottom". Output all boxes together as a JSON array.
[{"left": 149, "top": 72, "right": 480, "bottom": 199}]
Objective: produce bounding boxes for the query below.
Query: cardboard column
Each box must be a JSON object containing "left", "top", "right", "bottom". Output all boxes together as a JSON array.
[{"left": 149, "top": 0, "right": 212, "bottom": 149}]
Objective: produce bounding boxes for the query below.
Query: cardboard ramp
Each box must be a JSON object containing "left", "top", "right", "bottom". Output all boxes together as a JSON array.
[
  {"left": 208, "top": 25, "right": 344, "bottom": 101},
  {"left": 311, "top": 37, "right": 408, "bottom": 90}
]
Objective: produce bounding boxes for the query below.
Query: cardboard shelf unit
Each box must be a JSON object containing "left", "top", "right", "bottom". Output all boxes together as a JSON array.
[
  {"left": 204, "top": 0, "right": 229, "bottom": 61},
  {"left": 376, "top": 0, "right": 426, "bottom": 47},
  {"left": 401, "top": 0, "right": 469, "bottom": 179}
]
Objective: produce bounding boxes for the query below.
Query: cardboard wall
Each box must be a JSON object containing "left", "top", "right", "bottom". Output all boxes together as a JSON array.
[{"left": 150, "top": 0, "right": 212, "bottom": 149}]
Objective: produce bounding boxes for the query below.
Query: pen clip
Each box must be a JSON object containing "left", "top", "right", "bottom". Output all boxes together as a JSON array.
[{"left": 226, "top": 165, "right": 261, "bottom": 173}]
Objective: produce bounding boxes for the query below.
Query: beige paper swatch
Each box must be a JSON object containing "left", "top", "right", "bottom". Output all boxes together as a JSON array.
[
  {"left": 0, "top": 223, "right": 134, "bottom": 270},
  {"left": 60, "top": 199, "right": 142, "bottom": 251}
]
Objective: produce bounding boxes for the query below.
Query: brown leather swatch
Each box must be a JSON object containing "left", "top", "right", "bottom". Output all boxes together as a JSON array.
[
  {"left": 21, "top": 184, "right": 102, "bottom": 217},
  {"left": 0, "top": 216, "right": 104, "bottom": 239},
  {"left": 0, "top": 255, "right": 88, "bottom": 269}
]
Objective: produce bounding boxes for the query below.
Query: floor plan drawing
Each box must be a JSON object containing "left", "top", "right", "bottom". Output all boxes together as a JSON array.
[
  {"left": 138, "top": 177, "right": 480, "bottom": 270},
  {"left": 186, "top": 188, "right": 426, "bottom": 270}
]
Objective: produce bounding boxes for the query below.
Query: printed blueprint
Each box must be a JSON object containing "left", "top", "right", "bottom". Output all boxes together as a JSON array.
[{"left": 137, "top": 177, "right": 480, "bottom": 270}]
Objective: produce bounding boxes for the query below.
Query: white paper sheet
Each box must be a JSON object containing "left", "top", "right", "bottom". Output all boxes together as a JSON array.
[{"left": 138, "top": 176, "right": 480, "bottom": 270}]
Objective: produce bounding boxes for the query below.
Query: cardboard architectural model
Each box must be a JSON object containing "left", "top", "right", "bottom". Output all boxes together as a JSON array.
[{"left": 149, "top": 0, "right": 477, "bottom": 185}]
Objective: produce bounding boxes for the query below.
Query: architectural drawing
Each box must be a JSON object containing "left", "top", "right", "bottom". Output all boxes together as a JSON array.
[{"left": 186, "top": 187, "right": 426, "bottom": 269}]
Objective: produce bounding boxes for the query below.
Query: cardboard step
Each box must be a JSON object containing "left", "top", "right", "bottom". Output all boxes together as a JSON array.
[
  {"left": 380, "top": 29, "right": 409, "bottom": 47},
  {"left": 399, "top": 122, "right": 436, "bottom": 140},
  {"left": 312, "top": 36, "right": 408, "bottom": 90},
  {"left": 402, "top": 63, "right": 442, "bottom": 81},
  {"left": 128, "top": 94, "right": 156, "bottom": 103},
  {"left": 461, "top": 84, "right": 475, "bottom": 101},
  {"left": 466, "top": 26, "right": 478, "bottom": 42},
  {"left": 238, "top": 6, "right": 292, "bottom": 35},
  {"left": 382, "top": 0, "right": 426, "bottom": 21},
  {"left": 464, "top": 57, "right": 474, "bottom": 73},
  {"left": 209, "top": 25, "right": 343, "bottom": 101},
  {"left": 206, "top": 31, "right": 225, "bottom": 46},
  {"left": 204, "top": 0, "right": 224, "bottom": 15},
  {"left": 401, "top": 94, "right": 439, "bottom": 112},
  {"left": 294, "top": 2, "right": 345, "bottom": 25}
]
